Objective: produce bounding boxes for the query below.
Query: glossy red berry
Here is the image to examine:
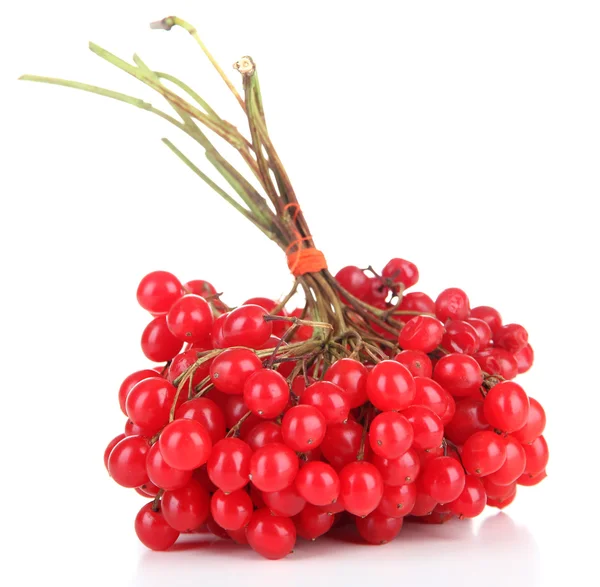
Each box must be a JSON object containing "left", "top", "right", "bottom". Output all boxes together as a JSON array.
[
  {"left": 135, "top": 502, "right": 179, "bottom": 551},
  {"left": 512, "top": 397, "right": 546, "bottom": 444},
  {"left": 222, "top": 304, "right": 272, "bottom": 348},
  {"left": 167, "top": 349, "right": 212, "bottom": 390},
  {"left": 441, "top": 320, "right": 480, "bottom": 354},
  {"left": 335, "top": 266, "right": 370, "bottom": 300},
  {"left": 206, "top": 438, "right": 253, "bottom": 492},
  {"left": 421, "top": 456, "right": 466, "bottom": 503},
  {"left": 245, "top": 421, "right": 283, "bottom": 451},
  {"left": 262, "top": 484, "right": 306, "bottom": 517},
  {"left": 382, "top": 258, "right": 419, "bottom": 290},
  {"left": 300, "top": 380, "right": 349, "bottom": 424},
  {"left": 118, "top": 369, "right": 158, "bottom": 416},
  {"left": 435, "top": 288, "right": 470, "bottom": 322},
  {"left": 321, "top": 420, "right": 363, "bottom": 470},
  {"left": 136, "top": 271, "right": 182, "bottom": 315},
  {"left": 394, "top": 350, "right": 432, "bottom": 378},
  {"left": 339, "top": 461, "right": 384, "bottom": 517},
  {"left": 398, "top": 315, "right": 444, "bottom": 353},
  {"left": 159, "top": 418, "right": 212, "bottom": 471},
  {"left": 107, "top": 435, "right": 150, "bottom": 488},
  {"left": 522, "top": 435, "right": 549, "bottom": 476},
  {"left": 294, "top": 503, "right": 335, "bottom": 540},
  {"left": 356, "top": 510, "right": 403, "bottom": 544},
  {"left": 243, "top": 297, "right": 288, "bottom": 338},
  {"left": 370, "top": 448, "right": 420, "bottom": 486},
  {"left": 395, "top": 292, "right": 435, "bottom": 320},
  {"left": 410, "top": 485, "right": 438, "bottom": 516},
  {"left": 377, "top": 483, "right": 417, "bottom": 518},
  {"left": 487, "top": 435, "right": 526, "bottom": 486},
  {"left": 494, "top": 323, "right": 529, "bottom": 354},
  {"left": 433, "top": 353, "right": 483, "bottom": 397},
  {"left": 514, "top": 343, "right": 534, "bottom": 374},
  {"left": 250, "top": 443, "right": 299, "bottom": 492},
  {"left": 368, "top": 411, "right": 413, "bottom": 459},
  {"left": 462, "top": 431, "right": 507, "bottom": 476},
  {"left": 141, "top": 316, "right": 184, "bottom": 362},
  {"left": 211, "top": 313, "right": 228, "bottom": 348},
  {"left": 210, "top": 348, "right": 262, "bottom": 395},
  {"left": 145, "top": 442, "right": 192, "bottom": 490},
  {"left": 444, "top": 399, "right": 488, "bottom": 445},
  {"left": 517, "top": 469, "right": 547, "bottom": 486},
  {"left": 401, "top": 405, "right": 443, "bottom": 450},
  {"left": 166, "top": 294, "right": 213, "bottom": 343},
  {"left": 243, "top": 369, "right": 289, "bottom": 418},
  {"left": 447, "top": 475, "right": 486, "bottom": 518},
  {"left": 103, "top": 433, "right": 126, "bottom": 471},
  {"left": 470, "top": 305, "right": 502, "bottom": 335},
  {"left": 281, "top": 405, "right": 326, "bottom": 452},
  {"left": 413, "top": 377, "right": 451, "bottom": 421},
  {"left": 126, "top": 377, "right": 177, "bottom": 436},
  {"left": 161, "top": 479, "right": 210, "bottom": 532},
  {"left": 246, "top": 508, "right": 296, "bottom": 559},
  {"left": 474, "top": 348, "right": 518, "bottom": 380},
  {"left": 210, "top": 488, "right": 253, "bottom": 530},
  {"left": 366, "top": 360, "right": 416, "bottom": 411},
  {"left": 175, "top": 397, "right": 226, "bottom": 444},
  {"left": 183, "top": 279, "right": 217, "bottom": 298},
  {"left": 295, "top": 461, "right": 340, "bottom": 506},
  {"left": 466, "top": 318, "right": 493, "bottom": 350},
  {"left": 484, "top": 381, "right": 529, "bottom": 432},
  {"left": 324, "top": 358, "right": 369, "bottom": 408}
]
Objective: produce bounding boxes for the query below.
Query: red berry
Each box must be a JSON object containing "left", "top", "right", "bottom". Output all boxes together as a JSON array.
[
  {"left": 134, "top": 502, "right": 179, "bottom": 550},
  {"left": 511, "top": 397, "right": 546, "bottom": 444},
  {"left": 175, "top": 397, "right": 226, "bottom": 444},
  {"left": 514, "top": 343, "right": 534, "bottom": 374},
  {"left": 368, "top": 411, "right": 413, "bottom": 459},
  {"left": 159, "top": 418, "right": 212, "bottom": 471},
  {"left": 294, "top": 503, "right": 335, "bottom": 540},
  {"left": 370, "top": 448, "right": 420, "bottom": 486},
  {"left": 487, "top": 435, "right": 526, "bottom": 486},
  {"left": 107, "top": 435, "right": 150, "bottom": 488},
  {"left": 447, "top": 475, "right": 486, "bottom": 518},
  {"left": 394, "top": 350, "right": 432, "bottom": 378},
  {"left": 141, "top": 315, "right": 184, "bottom": 363},
  {"left": 398, "top": 316, "right": 444, "bottom": 353},
  {"left": 166, "top": 294, "right": 214, "bottom": 343},
  {"left": 145, "top": 442, "right": 192, "bottom": 491},
  {"left": 246, "top": 508, "right": 296, "bottom": 559},
  {"left": 243, "top": 369, "right": 289, "bottom": 418},
  {"left": 470, "top": 305, "right": 502, "bottom": 335},
  {"left": 161, "top": 479, "right": 210, "bottom": 532},
  {"left": 441, "top": 320, "right": 480, "bottom": 355},
  {"left": 206, "top": 438, "right": 253, "bottom": 492},
  {"left": 250, "top": 443, "right": 299, "bottom": 492},
  {"left": 482, "top": 478, "right": 516, "bottom": 501},
  {"left": 210, "top": 348, "right": 262, "bottom": 395},
  {"left": 366, "top": 360, "right": 416, "bottom": 411},
  {"left": 136, "top": 480, "right": 160, "bottom": 497},
  {"left": 324, "top": 358, "right": 368, "bottom": 408},
  {"left": 356, "top": 511, "right": 403, "bottom": 544},
  {"left": 517, "top": 469, "right": 547, "bottom": 486},
  {"left": 167, "top": 349, "right": 212, "bottom": 390},
  {"left": 300, "top": 380, "right": 349, "bottom": 424},
  {"left": 295, "top": 461, "right": 340, "bottom": 506},
  {"left": 281, "top": 405, "right": 326, "bottom": 452},
  {"left": 395, "top": 292, "right": 435, "bottom": 320},
  {"left": 435, "top": 288, "right": 470, "bottom": 322},
  {"left": 222, "top": 304, "right": 272, "bottom": 348},
  {"left": 473, "top": 348, "right": 518, "bottom": 380},
  {"left": 522, "top": 435, "right": 549, "bottom": 476},
  {"left": 466, "top": 318, "right": 493, "bottom": 350},
  {"left": 433, "top": 353, "right": 483, "bottom": 397},
  {"left": 262, "top": 484, "right": 306, "bottom": 517},
  {"left": 462, "top": 431, "right": 507, "bottom": 476},
  {"left": 126, "top": 377, "right": 177, "bottom": 436},
  {"left": 103, "top": 433, "right": 126, "bottom": 471},
  {"left": 245, "top": 420, "right": 283, "bottom": 451},
  {"left": 339, "top": 461, "right": 383, "bottom": 517},
  {"left": 483, "top": 381, "right": 529, "bottom": 433},
  {"left": 118, "top": 370, "right": 158, "bottom": 416},
  {"left": 494, "top": 323, "right": 529, "bottom": 354},
  {"left": 413, "top": 376, "right": 451, "bottom": 421},
  {"left": 377, "top": 483, "right": 417, "bottom": 518},
  {"left": 210, "top": 488, "right": 253, "bottom": 530},
  {"left": 401, "top": 405, "right": 443, "bottom": 450},
  {"left": 321, "top": 420, "right": 364, "bottom": 470},
  {"left": 243, "top": 297, "right": 288, "bottom": 338},
  {"left": 183, "top": 279, "right": 217, "bottom": 298},
  {"left": 382, "top": 258, "right": 419, "bottom": 290},
  {"left": 421, "top": 456, "right": 465, "bottom": 503},
  {"left": 335, "top": 266, "right": 370, "bottom": 300},
  {"left": 211, "top": 313, "right": 228, "bottom": 348},
  {"left": 444, "top": 399, "right": 488, "bottom": 445},
  {"left": 137, "top": 271, "right": 182, "bottom": 315},
  {"left": 409, "top": 483, "right": 437, "bottom": 516},
  {"left": 487, "top": 486, "right": 517, "bottom": 509}
]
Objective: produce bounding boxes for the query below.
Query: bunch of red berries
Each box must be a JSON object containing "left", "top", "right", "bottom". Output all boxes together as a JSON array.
[{"left": 104, "top": 261, "right": 548, "bottom": 559}]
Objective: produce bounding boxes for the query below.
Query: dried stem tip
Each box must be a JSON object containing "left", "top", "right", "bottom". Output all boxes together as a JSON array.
[{"left": 233, "top": 56, "right": 255, "bottom": 76}]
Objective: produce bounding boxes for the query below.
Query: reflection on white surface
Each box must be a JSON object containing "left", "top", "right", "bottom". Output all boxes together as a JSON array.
[{"left": 131, "top": 513, "right": 541, "bottom": 587}]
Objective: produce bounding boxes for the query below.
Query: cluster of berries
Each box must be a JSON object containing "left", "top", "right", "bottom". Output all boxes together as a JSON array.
[{"left": 104, "top": 262, "right": 547, "bottom": 559}]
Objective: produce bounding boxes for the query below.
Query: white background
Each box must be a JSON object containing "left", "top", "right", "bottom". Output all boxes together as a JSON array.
[{"left": 1, "top": 1, "right": 598, "bottom": 586}]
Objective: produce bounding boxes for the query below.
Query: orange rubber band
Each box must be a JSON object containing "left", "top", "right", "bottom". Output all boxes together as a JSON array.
[{"left": 283, "top": 204, "right": 328, "bottom": 276}]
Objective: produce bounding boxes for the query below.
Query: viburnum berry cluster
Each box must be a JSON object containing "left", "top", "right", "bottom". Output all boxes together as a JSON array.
[{"left": 25, "top": 16, "right": 548, "bottom": 560}]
